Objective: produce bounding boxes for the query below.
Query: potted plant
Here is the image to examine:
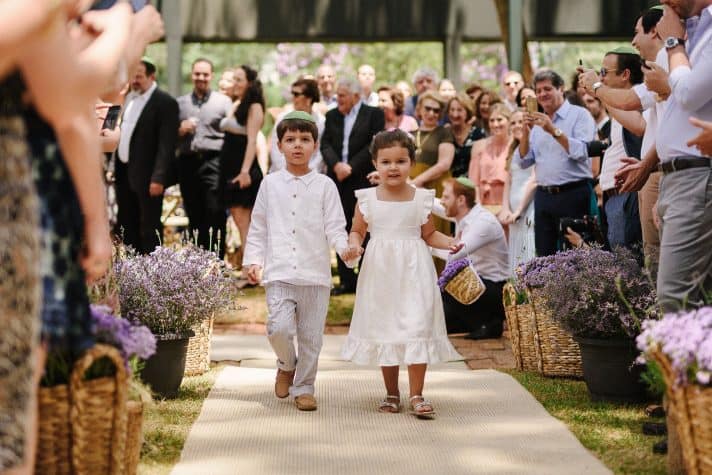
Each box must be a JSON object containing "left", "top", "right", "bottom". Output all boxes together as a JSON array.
[
  {"left": 637, "top": 308, "right": 712, "bottom": 475},
  {"left": 114, "top": 245, "right": 235, "bottom": 398},
  {"left": 539, "top": 247, "right": 659, "bottom": 402}
]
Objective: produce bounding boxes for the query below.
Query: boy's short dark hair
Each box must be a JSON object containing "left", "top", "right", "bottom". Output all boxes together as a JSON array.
[
  {"left": 369, "top": 129, "right": 416, "bottom": 161},
  {"left": 276, "top": 118, "right": 319, "bottom": 142}
]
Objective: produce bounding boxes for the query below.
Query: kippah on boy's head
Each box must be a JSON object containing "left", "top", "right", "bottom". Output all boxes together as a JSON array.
[{"left": 276, "top": 111, "right": 319, "bottom": 141}]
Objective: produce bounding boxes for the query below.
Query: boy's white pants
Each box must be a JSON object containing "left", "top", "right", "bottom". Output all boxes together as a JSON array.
[{"left": 264, "top": 282, "right": 330, "bottom": 397}]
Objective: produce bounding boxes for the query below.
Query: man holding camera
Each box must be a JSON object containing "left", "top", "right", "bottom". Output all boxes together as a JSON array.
[{"left": 514, "top": 70, "right": 597, "bottom": 256}]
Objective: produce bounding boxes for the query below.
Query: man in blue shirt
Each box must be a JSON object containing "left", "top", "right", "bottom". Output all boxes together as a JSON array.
[{"left": 514, "top": 70, "right": 597, "bottom": 256}]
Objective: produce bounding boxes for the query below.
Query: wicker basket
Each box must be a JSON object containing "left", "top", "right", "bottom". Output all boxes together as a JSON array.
[
  {"left": 124, "top": 401, "right": 144, "bottom": 475},
  {"left": 652, "top": 351, "right": 712, "bottom": 475},
  {"left": 444, "top": 264, "right": 485, "bottom": 305},
  {"left": 184, "top": 314, "right": 214, "bottom": 376},
  {"left": 36, "top": 344, "right": 128, "bottom": 475},
  {"left": 503, "top": 284, "right": 540, "bottom": 372},
  {"left": 527, "top": 288, "right": 583, "bottom": 378}
]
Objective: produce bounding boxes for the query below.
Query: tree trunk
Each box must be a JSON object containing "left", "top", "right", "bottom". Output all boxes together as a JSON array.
[{"left": 494, "top": 0, "right": 534, "bottom": 83}]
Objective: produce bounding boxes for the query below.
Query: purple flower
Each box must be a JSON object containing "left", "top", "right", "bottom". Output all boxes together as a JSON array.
[
  {"left": 516, "top": 248, "right": 659, "bottom": 339},
  {"left": 438, "top": 258, "right": 470, "bottom": 291},
  {"left": 90, "top": 304, "right": 157, "bottom": 371},
  {"left": 637, "top": 307, "right": 712, "bottom": 387}
]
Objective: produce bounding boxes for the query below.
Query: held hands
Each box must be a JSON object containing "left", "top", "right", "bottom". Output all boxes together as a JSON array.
[
  {"left": 232, "top": 171, "right": 252, "bottom": 189},
  {"left": 246, "top": 265, "right": 262, "bottom": 285},
  {"left": 340, "top": 245, "right": 364, "bottom": 263}
]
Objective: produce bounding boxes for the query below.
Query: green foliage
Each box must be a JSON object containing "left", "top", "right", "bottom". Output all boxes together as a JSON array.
[{"left": 640, "top": 361, "right": 666, "bottom": 399}]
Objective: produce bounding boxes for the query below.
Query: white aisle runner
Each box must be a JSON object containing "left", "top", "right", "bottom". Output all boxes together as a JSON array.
[{"left": 171, "top": 335, "right": 610, "bottom": 475}]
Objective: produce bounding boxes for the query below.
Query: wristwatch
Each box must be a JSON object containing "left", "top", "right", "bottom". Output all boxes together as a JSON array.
[
  {"left": 553, "top": 128, "right": 563, "bottom": 138},
  {"left": 592, "top": 81, "right": 603, "bottom": 95},
  {"left": 664, "top": 36, "right": 685, "bottom": 50}
]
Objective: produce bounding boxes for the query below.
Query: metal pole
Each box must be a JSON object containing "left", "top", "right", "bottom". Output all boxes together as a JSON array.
[
  {"left": 508, "top": 0, "right": 523, "bottom": 72},
  {"left": 163, "top": 0, "right": 183, "bottom": 97}
]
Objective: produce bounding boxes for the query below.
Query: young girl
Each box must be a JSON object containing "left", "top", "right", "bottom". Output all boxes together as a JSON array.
[{"left": 341, "top": 129, "right": 462, "bottom": 418}]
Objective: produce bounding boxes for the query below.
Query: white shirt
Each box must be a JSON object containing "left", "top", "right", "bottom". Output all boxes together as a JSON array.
[
  {"left": 268, "top": 110, "right": 325, "bottom": 173},
  {"left": 118, "top": 82, "right": 157, "bottom": 163},
  {"left": 599, "top": 119, "right": 625, "bottom": 191},
  {"left": 657, "top": 5, "right": 712, "bottom": 161},
  {"left": 432, "top": 202, "right": 510, "bottom": 282},
  {"left": 633, "top": 47, "right": 669, "bottom": 159},
  {"left": 342, "top": 100, "right": 363, "bottom": 163},
  {"left": 242, "top": 169, "right": 349, "bottom": 287}
]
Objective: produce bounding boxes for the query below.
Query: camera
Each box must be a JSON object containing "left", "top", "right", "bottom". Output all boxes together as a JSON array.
[
  {"left": 586, "top": 139, "right": 609, "bottom": 157},
  {"left": 559, "top": 215, "right": 601, "bottom": 250}
]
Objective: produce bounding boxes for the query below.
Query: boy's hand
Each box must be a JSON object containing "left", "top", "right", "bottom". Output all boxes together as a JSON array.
[{"left": 246, "top": 265, "right": 262, "bottom": 285}]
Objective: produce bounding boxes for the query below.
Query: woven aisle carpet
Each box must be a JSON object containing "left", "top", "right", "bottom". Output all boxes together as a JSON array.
[{"left": 171, "top": 335, "right": 611, "bottom": 475}]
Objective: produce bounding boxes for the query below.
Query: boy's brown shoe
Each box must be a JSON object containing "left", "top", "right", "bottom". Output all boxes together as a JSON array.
[
  {"left": 294, "top": 394, "right": 317, "bottom": 411},
  {"left": 275, "top": 369, "right": 295, "bottom": 398}
]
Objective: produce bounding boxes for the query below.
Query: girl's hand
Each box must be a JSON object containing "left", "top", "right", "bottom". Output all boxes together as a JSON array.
[
  {"left": 246, "top": 264, "right": 262, "bottom": 284},
  {"left": 367, "top": 170, "right": 380, "bottom": 185},
  {"left": 232, "top": 171, "right": 252, "bottom": 189},
  {"left": 448, "top": 240, "right": 464, "bottom": 254},
  {"left": 341, "top": 245, "right": 363, "bottom": 262}
]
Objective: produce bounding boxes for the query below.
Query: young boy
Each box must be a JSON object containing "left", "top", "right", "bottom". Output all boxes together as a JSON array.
[{"left": 244, "top": 110, "right": 360, "bottom": 411}]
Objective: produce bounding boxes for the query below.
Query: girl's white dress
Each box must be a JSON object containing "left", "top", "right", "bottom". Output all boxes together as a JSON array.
[{"left": 341, "top": 187, "right": 461, "bottom": 366}]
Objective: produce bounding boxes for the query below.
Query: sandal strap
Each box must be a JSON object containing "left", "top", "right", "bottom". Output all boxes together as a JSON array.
[{"left": 409, "top": 395, "right": 434, "bottom": 411}]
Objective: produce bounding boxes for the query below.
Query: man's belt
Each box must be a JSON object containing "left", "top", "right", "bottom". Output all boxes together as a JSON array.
[
  {"left": 659, "top": 156, "right": 711, "bottom": 174},
  {"left": 537, "top": 179, "right": 589, "bottom": 194},
  {"left": 603, "top": 188, "right": 620, "bottom": 199}
]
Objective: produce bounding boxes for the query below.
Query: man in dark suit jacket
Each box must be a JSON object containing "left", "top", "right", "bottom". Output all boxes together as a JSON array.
[
  {"left": 115, "top": 59, "right": 179, "bottom": 253},
  {"left": 321, "top": 78, "right": 385, "bottom": 294}
]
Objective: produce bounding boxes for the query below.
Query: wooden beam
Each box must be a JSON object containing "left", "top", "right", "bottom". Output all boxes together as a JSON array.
[{"left": 494, "top": 0, "right": 534, "bottom": 83}]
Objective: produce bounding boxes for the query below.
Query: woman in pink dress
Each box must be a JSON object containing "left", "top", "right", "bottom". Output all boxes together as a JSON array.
[{"left": 468, "top": 104, "right": 512, "bottom": 212}]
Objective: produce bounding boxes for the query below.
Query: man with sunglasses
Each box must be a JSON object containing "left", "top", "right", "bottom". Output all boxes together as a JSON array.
[
  {"left": 513, "top": 70, "right": 597, "bottom": 256},
  {"left": 269, "top": 78, "right": 325, "bottom": 173},
  {"left": 502, "top": 70, "right": 525, "bottom": 111}
]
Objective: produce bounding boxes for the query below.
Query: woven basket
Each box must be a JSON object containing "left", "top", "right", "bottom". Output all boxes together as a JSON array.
[
  {"left": 444, "top": 265, "right": 485, "bottom": 305},
  {"left": 503, "top": 284, "right": 540, "bottom": 372},
  {"left": 185, "top": 314, "right": 214, "bottom": 376},
  {"left": 124, "top": 401, "right": 144, "bottom": 475},
  {"left": 652, "top": 350, "right": 712, "bottom": 475},
  {"left": 36, "top": 344, "right": 128, "bottom": 475},
  {"left": 527, "top": 288, "right": 583, "bottom": 378}
]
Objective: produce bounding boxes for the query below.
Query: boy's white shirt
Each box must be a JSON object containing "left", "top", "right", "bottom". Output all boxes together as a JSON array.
[{"left": 243, "top": 168, "right": 350, "bottom": 287}]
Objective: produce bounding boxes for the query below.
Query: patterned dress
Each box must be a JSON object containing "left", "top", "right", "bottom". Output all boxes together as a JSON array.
[
  {"left": 23, "top": 89, "right": 94, "bottom": 358},
  {"left": 0, "top": 73, "right": 41, "bottom": 471}
]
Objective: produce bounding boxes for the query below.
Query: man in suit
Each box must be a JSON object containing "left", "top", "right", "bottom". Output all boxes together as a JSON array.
[
  {"left": 116, "top": 57, "right": 179, "bottom": 253},
  {"left": 321, "top": 78, "right": 385, "bottom": 294}
]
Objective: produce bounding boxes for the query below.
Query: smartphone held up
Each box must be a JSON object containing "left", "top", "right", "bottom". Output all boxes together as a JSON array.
[{"left": 525, "top": 96, "right": 538, "bottom": 114}]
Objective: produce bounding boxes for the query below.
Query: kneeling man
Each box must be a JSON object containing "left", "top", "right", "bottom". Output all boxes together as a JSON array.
[{"left": 435, "top": 177, "right": 509, "bottom": 339}]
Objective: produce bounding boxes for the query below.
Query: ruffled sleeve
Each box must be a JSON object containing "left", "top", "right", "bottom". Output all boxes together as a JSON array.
[
  {"left": 354, "top": 188, "right": 371, "bottom": 224},
  {"left": 419, "top": 188, "right": 436, "bottom": 225}
]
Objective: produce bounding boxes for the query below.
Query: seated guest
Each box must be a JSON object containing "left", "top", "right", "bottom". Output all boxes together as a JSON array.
[{"left": 433, "top": 177, "right": 509, "bottom": 340}]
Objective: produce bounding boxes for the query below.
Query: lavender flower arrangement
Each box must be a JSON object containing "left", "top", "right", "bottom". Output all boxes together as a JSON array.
[
  {"left": 637, "top": 307, "right": 712, "bottom": 387},
  {"left": 114, "top": 245, "right": 236, "bottom": 339},
  {"left": 91, "top": 304, "right": 156, "bottom": 366},
  {"left": 438, "top": 258, "right": 470, "bottom": 292},
  {"left": 520, "top": 248, "right": 659, "bottom": 339}
]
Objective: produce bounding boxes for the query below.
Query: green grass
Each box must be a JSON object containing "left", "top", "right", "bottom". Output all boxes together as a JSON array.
[
  {"left": 138, "top": 366, "right": 220, "bottom": 475},
  {"left": 215, "top": 285, "right": 354, "bottom": 326},
  {"left": 503, "top": 369, "right": 666, "bottom": 475}
]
